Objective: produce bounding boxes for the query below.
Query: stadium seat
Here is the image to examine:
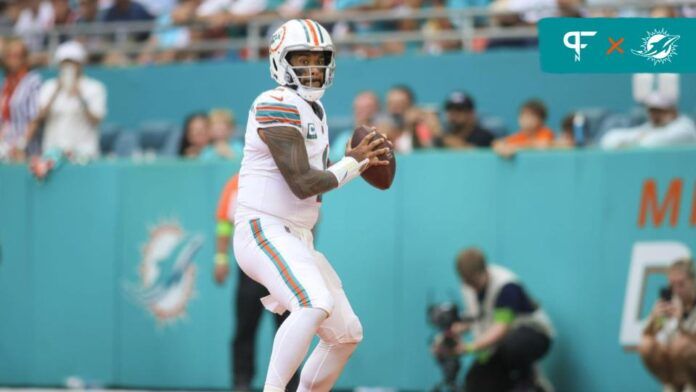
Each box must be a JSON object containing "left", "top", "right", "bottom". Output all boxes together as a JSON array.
[
  {"left": 628, "top": 106, "right": 648, "bottom": 126},
  {"left": 137, "top": 121, "right": 182, "bottom": 157},
  {"left": 113, "top": 131, "right": 139, "bottom": 157},
  {"left": 100, "top": 123, "right": 123, "bottom": 157},
  {"left": 574, "top": 108, "right": 611, "bottom": 143},
  {"left": 479, "top": 115, "right": 508, "bottom": 137},
  {"left": 161, "top": 127, "right": 184, "bottom": 157},
  {"left": 592, "top": 113, "right": 634, "bottom": 146}
]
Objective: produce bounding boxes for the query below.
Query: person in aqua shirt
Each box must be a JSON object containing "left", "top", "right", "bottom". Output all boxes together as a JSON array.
[
  {"left": 446, "top": 247, "right": 555, "bottom": 392},
  {"left": 199, "top": 108, "right": 243, "bottom": 161}
]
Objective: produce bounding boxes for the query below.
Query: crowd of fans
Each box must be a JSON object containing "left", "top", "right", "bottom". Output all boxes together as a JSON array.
[
  {"left": 1, "top": 37, "right": 695, "bottom": 180},
  {"left": 331, "top": 77, "right": 696, "bottom": 160},
  {"left": 0, "top": 38, "right": 246, "bottom": 179},
  {"left": 1, "top": 0, "right": 694, "bottom": 67}
]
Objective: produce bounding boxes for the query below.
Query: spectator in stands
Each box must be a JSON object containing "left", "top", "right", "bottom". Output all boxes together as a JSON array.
[
  {"left": 52, "top": 0, "right": 76, "bottom": 43},
  {"left": 382, "top": 0, "right": 423, "bottom": 55},
  {"left": 200, "top": 108, "right": 242, "bottom": 160},
  {"left": 385, "top": 84, "right": 441, "bottom": 153},
  {"left": 138, "top": 0, "right": 177, "bottom": 16},
  {"left": 435, "top": 91, "right": 495, "bottom": 149},
  {"left": 178, "top": 111, "right": 210, "bottom": 158},
  {"left": 104, "top": 0, "right": 154, "bottom": 21},
  {"left": 194, "top": 0, "right": 268, "bottom": 59},
  {"left": 330, "top": 90, "right": 381, "bottom": 162},
  {"left": 137, "top": 0, "right": 196, "bottom": 65},
  {"left": 52, "top": 0, "right": 73, "bottom": 27},
  {"left": 493, "top": 99, "right": 554, "bottom": 158},
  {"left": 103, "top": 0, "right": 154, "bottom": 41},
  {"left": 554, "top": 113, "right": 576, "bottom": 148},
  {"left": 0, "top": 37, "right": 42, "bottom": 161},
  {"left": 0, "top": 3, "right": 17, "bottom": 27},
  {"left": 639, "top": 258, "right": 696, "bottom": 391},
  {"left": 422, "top": 0, "right": 460, "bottom": 55},
  {"left": 31, "top": 41, "right": 107, "bottom": 161},
  {"left": 74, "top": 0, "right": 101, "bottom": 23},
  {"left": 13, "top": 0, "right": 55, "bottom": 53},
  {"left": 435, "top": 247, "right": 554, "bottom": 391},
  {"left": 600, "top": 92, "right": 696, "bottom": 149},
  {"left": 650, "top": 5, "right": 678, "bottom": 18},
  {"left": 353, "top": 90, "right": 381, "bottom": 129},
  {"left": 196, "top": 0, "right": 266, "bottom": 21},
  {"left": 73, "top": 0, "right": 107, "bottom": 63}
]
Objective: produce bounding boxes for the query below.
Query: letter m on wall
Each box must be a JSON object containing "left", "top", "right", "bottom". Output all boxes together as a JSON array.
[{"left": 638, "top": 178, "right": 683, "bottom": 228}]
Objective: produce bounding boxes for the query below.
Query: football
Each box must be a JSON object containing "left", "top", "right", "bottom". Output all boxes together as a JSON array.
[{"left": 350, "top": 125, "right": 396, "bottom": 190}]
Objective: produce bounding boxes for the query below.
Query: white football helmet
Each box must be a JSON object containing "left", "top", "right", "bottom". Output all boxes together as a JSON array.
[{"left": 269, "top": 19, "right": 335, "bottom": 102}]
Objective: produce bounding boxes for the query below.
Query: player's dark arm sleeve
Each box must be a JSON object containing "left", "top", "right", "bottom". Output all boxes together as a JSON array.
[{"left": 259, "top": 126, "right": 338, "bottom": 200}]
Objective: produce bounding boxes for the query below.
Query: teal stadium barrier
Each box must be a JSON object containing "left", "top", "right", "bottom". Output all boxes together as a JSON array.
[
  {"left": 2, "top": 147, "right": 696, "bottom": 391},
  {"left": 2, "top": 50, "right": 696, "bottom": 390}
]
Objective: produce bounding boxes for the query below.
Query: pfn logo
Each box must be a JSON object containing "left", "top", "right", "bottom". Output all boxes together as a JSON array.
[{"left": 563, "top": 31, "right": 597, "bottom": 62}]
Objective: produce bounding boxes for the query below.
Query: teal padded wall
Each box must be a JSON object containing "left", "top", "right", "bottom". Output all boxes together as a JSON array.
[{"left": 2, "top": 148, "right": 695, "bottom": 390}]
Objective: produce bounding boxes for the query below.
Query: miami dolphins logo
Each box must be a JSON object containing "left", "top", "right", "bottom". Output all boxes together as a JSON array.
[
  {"left": 125, "top": 221, "right": 204, "bottom": 324},
  {"left": 270, "top": 25, "right": 286, "bottom": 53},
  {"left": 632, "top": 29, "right": 680, "bottom": 65}
]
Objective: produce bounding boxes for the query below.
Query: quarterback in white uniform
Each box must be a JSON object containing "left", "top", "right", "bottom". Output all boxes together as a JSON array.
[{"left": 233, "top": 19, "right": 389, "bottom": 392}]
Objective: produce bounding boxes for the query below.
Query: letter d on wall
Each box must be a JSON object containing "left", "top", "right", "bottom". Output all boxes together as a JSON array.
[{"left": 620, "top": 241, "right": 691, "bottom": 347}]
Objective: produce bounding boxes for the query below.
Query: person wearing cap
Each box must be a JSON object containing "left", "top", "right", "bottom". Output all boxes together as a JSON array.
[
  {"left": 30, "top": 40, "right": 107, "bottom": 161},
  {"left": 436, "top": 91, "right": 495, "bottom": 149},
  {"left": 600, "top": 92, "right": 696, "bottom": 149}
]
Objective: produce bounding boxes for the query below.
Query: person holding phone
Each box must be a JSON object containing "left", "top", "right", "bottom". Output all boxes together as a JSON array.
[{"left": 639, "top": 258, "right": 696, "bottom": 391}]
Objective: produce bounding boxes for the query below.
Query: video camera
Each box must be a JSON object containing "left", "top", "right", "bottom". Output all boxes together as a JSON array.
[{"left": 427, "top": 302, "right": 466, "bottom": 392}]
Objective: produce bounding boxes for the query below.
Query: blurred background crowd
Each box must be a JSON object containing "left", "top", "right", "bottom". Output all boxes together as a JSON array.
[
  {"left": 1, "top": 37, "right": 694, "bottom": 173},
  {"left": 1, "top": 1, "right": 696, "bottom": 177},
  {"left": 1, "top": 0, "right": 695, "bottom": 68}
]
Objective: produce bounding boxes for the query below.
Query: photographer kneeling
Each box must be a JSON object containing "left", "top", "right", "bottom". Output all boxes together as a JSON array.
[
  {"left": 639, "top": 258, "right": 696, "bottom": 391},
  {"left": 436, "top": 248, "right": 554, "bottom": 392}
]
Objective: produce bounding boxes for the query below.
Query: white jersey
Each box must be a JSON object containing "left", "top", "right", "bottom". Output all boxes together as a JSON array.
[{"left": 235, "top": 86, "right": 330, "bottom": 230}]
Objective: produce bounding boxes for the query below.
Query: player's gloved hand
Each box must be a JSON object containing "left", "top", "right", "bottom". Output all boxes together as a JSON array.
[
  {"left": 213, "top": 253, "right": 230, "bottom": 285},
  {"left": 345, "top": 130, "right": 391, "bottom": 171}
]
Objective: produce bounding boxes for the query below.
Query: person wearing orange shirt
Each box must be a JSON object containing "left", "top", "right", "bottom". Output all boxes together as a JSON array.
[
  {"left": 213, "top": 174, "right": 298, "bottom": 391},
  {"left": 493, "top": 99, "right": 554, "bottom": 159}
]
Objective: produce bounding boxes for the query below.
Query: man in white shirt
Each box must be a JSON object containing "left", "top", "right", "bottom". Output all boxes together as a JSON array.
[
  {"left": 33, "top": 41, "right": 107, "bottom": 161},
  {"left": 600, "top": 92, "right": 696, "bottom": 149}
]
